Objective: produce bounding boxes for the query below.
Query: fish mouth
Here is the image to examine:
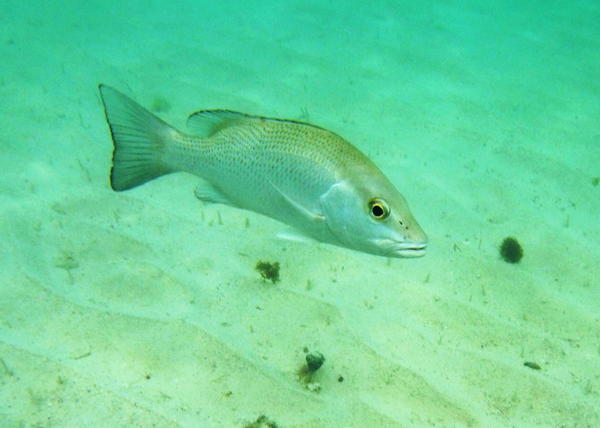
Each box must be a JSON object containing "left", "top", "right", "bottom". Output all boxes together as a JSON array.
[{"left": 375, "top": 239, "right": 428, "bottom": 258}]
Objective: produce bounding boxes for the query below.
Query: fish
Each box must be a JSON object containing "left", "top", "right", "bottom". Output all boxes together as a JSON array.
[{"left": 98, "top": 84, "right": 428, "bottom": 258}]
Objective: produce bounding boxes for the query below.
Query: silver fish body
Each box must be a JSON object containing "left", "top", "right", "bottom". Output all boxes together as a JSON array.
[{"left": 99, "top": 85, "right": 428, "bottom": 258}]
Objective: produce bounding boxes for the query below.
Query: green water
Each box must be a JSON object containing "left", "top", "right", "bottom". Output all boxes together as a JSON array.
[{"left": 1, "top": 1, "right": 598, "bottom": 427}]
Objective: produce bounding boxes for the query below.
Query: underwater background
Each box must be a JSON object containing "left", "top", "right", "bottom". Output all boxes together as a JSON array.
[{"left": 1, "top": 0, "right": 599, "bottom": 426}]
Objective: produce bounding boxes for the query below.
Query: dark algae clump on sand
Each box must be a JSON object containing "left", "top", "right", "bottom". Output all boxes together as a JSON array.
[
  {"left": 500, "top": 237, "right": 523, "bottom": 263},
  {"left": 297, "top": 350, "right": 325, "bottom": 391},
  {"left": 305, "top": 351, "right": 325, "bottom": 372},
  {"left": 244, "top": 415, "right": 279, "bottom": 428},
  {"left": 255, "top": 261, "right": 280, "bottom": 283}
]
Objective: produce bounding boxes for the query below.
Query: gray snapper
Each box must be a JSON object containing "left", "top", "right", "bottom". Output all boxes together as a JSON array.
[{"left": 98, "top": 84, "right": 428, "bottom": 258}]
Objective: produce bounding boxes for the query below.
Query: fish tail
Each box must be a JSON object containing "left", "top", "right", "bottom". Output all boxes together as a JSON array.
[{"left": 99, "top": 84, "right": 176, "bottom": 191}]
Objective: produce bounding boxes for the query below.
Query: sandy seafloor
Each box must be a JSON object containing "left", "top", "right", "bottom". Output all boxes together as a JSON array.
[{"left": 1, "top": 0, "right": 599, "bottom": 427}]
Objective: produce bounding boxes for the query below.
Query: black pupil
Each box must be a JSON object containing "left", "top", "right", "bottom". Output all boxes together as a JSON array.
[{"left": 372, "top": 204, "right": 384, "bottom": 217}]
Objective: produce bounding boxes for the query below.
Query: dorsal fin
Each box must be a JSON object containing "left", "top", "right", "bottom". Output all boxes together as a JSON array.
[
  {"left": 186, "top": 110, "right": 255, "bottom": 136},
  {"left": 186, "top": 109, "right": 327, "bottom": 137}
]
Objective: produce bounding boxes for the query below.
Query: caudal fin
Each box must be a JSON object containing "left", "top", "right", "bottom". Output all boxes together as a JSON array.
[{"left": 99, "top": 84, "right": 175, "bottom": 191}]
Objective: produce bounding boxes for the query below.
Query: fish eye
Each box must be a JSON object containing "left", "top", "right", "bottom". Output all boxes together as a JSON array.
[{"left": 368, "top": 198, "right": 390, "bottom": 220}]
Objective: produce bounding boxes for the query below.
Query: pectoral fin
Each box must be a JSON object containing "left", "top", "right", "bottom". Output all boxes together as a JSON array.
[{"left": 269, "top": 181, "right": 325, "bottom": 223}]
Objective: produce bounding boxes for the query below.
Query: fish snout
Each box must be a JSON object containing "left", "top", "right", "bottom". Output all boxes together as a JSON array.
[{"left": 373, "top": 238, "right": 428, "bottom": 258}]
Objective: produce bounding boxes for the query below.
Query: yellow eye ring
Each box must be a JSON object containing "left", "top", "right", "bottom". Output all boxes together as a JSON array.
[{"left": 368, "top": 198, "right": 390, "bottom": 220}]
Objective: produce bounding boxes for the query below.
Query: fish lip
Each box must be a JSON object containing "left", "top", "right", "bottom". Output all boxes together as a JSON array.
[
  {"left": 393, "top": 247, "right": 427, "bottom": 258},
  {"left": 375, "top": 239, "right": 428, "bottom": 258}
]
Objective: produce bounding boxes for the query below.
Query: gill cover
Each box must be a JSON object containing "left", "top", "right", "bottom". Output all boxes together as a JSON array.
[{"left": 320, "top": 181, "right": 373, "bottom": 252}]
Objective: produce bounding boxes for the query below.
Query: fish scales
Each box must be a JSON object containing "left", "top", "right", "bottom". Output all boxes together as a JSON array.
[{"left": 169, "top": 120, "right": 361, "bottom": 211}]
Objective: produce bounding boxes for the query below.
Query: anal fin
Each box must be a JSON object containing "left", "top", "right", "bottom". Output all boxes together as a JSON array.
[
  {"left": 194, "top": 181, "right": 236, "bottom": 207},
  {"left": 276, "top": 229, "right": 317, "bottom": 243}
]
